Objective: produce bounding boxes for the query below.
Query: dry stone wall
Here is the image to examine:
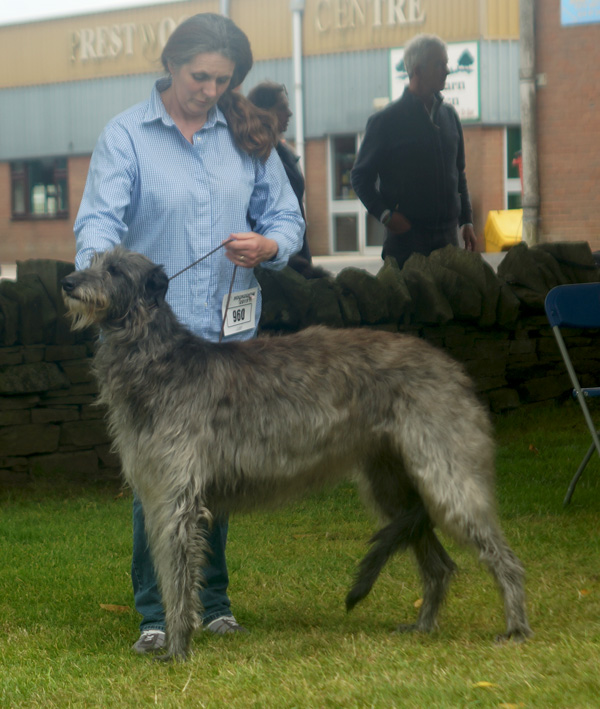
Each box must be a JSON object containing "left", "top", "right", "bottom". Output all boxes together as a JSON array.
[
  {"left": 1, "top": 242, "right": 599, "bottom": 485},
  {"left": 0, "top": 259, "right": 118, "bottom": 486}
]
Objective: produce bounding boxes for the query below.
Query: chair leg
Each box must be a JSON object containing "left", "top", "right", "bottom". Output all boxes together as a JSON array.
[
  {"left": 550, "top": 327, "right": 600, "bottom": 506},
  {"left": 563, "top": 440, "right": 598, "bottom": 507}
]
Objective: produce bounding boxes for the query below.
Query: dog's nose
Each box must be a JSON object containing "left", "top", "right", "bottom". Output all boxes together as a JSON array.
[{"left": 61, "top": 276, "right": 76, "bottom": 293}]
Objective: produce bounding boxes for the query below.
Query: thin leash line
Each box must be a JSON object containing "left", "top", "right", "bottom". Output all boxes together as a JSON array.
[
  {"left": 166, "top": 236, "right": 239, "bottom": 344},
  {"left": 168, "top": 237, "right": 235, "bottom": 281},
  {"left": 219, "top": 264, "right": 238, "bottom": 344}
]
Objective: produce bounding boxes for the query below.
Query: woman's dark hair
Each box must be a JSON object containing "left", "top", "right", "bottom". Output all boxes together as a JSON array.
[
  {"left": 161, "top": 13, "right": 276, "bottom": 160},
  {"left": 247, "top": 81, "right": 288, "bottom": 111}
]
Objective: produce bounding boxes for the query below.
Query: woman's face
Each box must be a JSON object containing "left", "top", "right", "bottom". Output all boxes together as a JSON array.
[
  {"left": 169, "top": 52, "right": 235, "bottom": 121},
  {"left": 273, "top": 92, "right": 293, "bottom": 135}
]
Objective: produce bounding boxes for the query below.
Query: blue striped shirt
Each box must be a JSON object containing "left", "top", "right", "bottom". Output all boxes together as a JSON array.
[{"left": 74, "top": 79, "right": 304, "bottom": 342}]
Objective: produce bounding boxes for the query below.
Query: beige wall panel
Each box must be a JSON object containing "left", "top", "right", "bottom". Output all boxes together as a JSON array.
[
  {"left": 0, "top": 1, "right": 218, "bottom": 89},
  {"left": 230, "top": 0, "right": 293, "bottom": 60},
  {"left": 0, "top": 0, "right": 520, "bottom": 90},
  {"left": 486, "top": 0, "right": 519, "bottom": 39}
]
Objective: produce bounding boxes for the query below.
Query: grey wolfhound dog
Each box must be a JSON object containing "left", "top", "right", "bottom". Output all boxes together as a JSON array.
[{"left": 61, "top": 247, "right": 531, "bottom": 661}]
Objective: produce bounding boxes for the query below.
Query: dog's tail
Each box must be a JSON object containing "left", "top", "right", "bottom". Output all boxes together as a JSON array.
[{"left": 345, "top": 505, "right": 430, "bottom": 612}]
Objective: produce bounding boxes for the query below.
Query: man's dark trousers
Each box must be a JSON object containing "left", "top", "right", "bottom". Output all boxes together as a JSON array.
[{"left": 382, "top": 225, "right": 459, "bottom": 269}]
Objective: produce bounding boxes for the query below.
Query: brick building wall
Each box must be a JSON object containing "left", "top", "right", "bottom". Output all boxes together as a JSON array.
[
  {"left": 304, "top": 138, "right": 329, "bottom": 257},
  {"left": 535, "top": 0, "right": 600, "bottom": 250},
  {"left": 0, "top": 156, "right": 90, "bottom": 265},
  {"left": 463, "top": 125, "right": 506, "bottom": 250},
  {"left": 2, "top": 126, "right": 513, "bottom": 265},
  {"left": 4, "top": 144, "right": 336, "bottom": 264},
  {"left": 301, "top": 128, "right": 507, "bottom": 258},
  {"left": 1, "top": 145, "right": 335, "bottom": 265}
]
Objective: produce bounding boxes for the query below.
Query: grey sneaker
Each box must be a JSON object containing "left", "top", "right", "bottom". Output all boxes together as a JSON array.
[
  {"left": 131, "top": 629, "right": 166, "bottom": 654},
  {"left": 204, "top": 616, "right": 249, "bottom": 635}
]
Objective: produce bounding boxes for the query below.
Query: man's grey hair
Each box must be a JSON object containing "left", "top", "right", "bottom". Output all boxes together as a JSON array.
[{"left": 403, "top": 34, "right": 447, "bottom": 77}]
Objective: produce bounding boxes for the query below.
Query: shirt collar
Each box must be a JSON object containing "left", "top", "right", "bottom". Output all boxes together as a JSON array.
[
  {"left": 402, "top": 87, "right": 444, "bottom": 120},
  {"left": 143, "top": 78, "right": 228, "bottom": 130},
  {"left": 403, "top": 86, "right": 444, "bottom": 106},
  {"left": 430, "top": 92, "right": 443, "bottom": 119}
]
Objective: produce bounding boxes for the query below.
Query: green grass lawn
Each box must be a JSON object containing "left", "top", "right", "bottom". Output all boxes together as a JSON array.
[{"left": 1, "top": 401, "right": 599, "bottom": 708}]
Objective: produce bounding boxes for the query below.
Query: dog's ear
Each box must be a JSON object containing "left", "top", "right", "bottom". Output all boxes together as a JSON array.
[{"left": 144, "top": 266, "right": 169, "bottom": 307}]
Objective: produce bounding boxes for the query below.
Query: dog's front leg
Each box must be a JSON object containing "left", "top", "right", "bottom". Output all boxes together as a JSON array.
[{"left": 143, "top": 493, "right": 211, "bottom": 662}]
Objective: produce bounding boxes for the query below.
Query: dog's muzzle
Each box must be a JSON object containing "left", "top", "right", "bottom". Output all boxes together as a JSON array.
[{"left": 61, "top": 275, "right": 79, "bottom": 298}]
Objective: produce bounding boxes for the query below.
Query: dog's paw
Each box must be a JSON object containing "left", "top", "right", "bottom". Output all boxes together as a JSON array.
[
  {"left": 394, "top": 622, "right": 421, "bottom": 634},
  {"left": 494, "top": 627, "right": 532, "bottom": 644},
  {"left": 394, "top": 618, "right": 437, "bottom": 634},
  {"left": 153, "top": 651, "right": 188, "bottom": 663}
]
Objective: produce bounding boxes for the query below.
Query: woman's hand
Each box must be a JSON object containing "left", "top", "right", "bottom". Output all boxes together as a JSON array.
[{"left": 224, "top": 232, "right": 279, "bottom": 268}]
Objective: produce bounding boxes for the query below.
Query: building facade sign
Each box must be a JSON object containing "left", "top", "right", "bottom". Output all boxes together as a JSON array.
[
  {"left": 0, "top": 0, "right": 519, "bottom": 90},
  {"left": 70, "top": 14, "right": 189, "bottom": 62},
  {"left": 561, "top": 0, "right": 600, "bottom": 26},
  {"left": 389, "top": 40, "right": 480, "bottom": 121},
  {"left": 68, "top": 1, "right": 429, "bottom": 63},
  {"left": 315, "top": 0, "right": 426, "bottom": 32}
]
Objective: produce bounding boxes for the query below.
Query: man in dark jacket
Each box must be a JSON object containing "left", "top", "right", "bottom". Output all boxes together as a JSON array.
[{"left": 351, "top": 34, "right": 477, "bottom": 268}]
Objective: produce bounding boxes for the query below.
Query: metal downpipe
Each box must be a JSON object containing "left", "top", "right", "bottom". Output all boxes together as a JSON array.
[
  {"left": 290, "top": 0, "right": 306, "bottom": 173},
  {"left": 519, "top": 0, "right": 540, "bottom": 245}
]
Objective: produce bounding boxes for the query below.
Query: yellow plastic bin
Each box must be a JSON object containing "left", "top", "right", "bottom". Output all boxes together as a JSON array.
[{"left": 484, "top": 209, "right": 523, "bottom": 252}]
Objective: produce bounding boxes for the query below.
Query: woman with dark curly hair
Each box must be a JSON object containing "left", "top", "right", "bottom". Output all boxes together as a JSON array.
[{"left": 248, "top": 80, "right": 315, "bottom": 274}]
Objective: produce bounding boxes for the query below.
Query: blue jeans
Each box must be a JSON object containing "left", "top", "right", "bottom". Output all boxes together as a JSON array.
[{"left": 131, "top": 495, "right": 231, "bottom": 632}]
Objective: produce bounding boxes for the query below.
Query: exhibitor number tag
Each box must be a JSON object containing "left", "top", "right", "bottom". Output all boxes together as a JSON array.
[{"left": 221, "top": 287, "right": 258, "bottom": 337}]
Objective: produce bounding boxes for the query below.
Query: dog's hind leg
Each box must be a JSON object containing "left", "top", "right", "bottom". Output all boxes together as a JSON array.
[
  {"left": 345, "top": 503, "right": 430, "bottom": 612},
  {"left": 400, "top": 414, "right": 530, "bottom": 641},
  {"left": 346, "top": 502, "right": 457, "bottom": 635},
  {"left": 347, "top": 447, "right": 454, "bottom": 626},
  {"left": 143, "top": 492, "right": 211, "bottom": 661},
  {"left": 397, "top": 527, "right": 457, "bottom": 633},
  {"left": 350, "top": 444, "right": 458, "bottom": 634},
  {"left": 423, "top": 475, "right": 531, "bottom": 641},
  {"left": 468, "top": 525, "right": 531, "bottom": 642}
]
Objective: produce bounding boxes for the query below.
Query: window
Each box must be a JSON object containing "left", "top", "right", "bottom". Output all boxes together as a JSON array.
[
  {"left": 328, "top": 134, "right": 386, "bottom": 254},
  {"left": 333, "top": 214, "right": 358, "bottom": 251},
  {"left": 331, "top": 136, "right": 357, "bottom": 201},
  {"left": 366, "top": 212, "right": 386, "bottom": 249},
  {"left": 505, "top": 127, "right": 522, "bottom": 209},
  {"left": 11, "top": 158, "right": 69, "bottom": 219}
]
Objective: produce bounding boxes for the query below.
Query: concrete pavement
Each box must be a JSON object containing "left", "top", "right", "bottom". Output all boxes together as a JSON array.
[{"left": 313, "top": 250, "right": 506, "bottom": 276}]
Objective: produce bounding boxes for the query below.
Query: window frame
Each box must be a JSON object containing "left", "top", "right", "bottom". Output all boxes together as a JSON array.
[
  {"left": 10, "top": 157, "right": 69, "bottom": 221},
  {"left": 326, "top": 134, "right": 385, "bottom": 255},
  {"left": 504, "top": 126, "right": 522, "bottom": 209}
]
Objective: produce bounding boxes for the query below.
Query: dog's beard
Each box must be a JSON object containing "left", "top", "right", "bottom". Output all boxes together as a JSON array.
[{"left": 63, "top": 294, "right": 106, "bottom": 330}]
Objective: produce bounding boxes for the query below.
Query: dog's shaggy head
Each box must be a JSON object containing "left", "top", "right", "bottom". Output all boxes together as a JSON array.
[{"left": 61, "top": 247, "right": 169, "bottom": 331}]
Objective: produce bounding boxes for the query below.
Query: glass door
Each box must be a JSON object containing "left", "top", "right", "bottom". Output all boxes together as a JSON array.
[{"left": 328, "top": 135, "right": 385, "bottom": 254}]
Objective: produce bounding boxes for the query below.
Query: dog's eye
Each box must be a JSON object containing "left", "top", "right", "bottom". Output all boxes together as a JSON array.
[{"left": 107, "top": 265, "right": 120, "bottom": 277}]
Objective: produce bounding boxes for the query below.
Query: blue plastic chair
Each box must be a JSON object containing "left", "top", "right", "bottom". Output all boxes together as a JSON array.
[{"left": 545, "top": 282, "right": 600, "bottom": 506}]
